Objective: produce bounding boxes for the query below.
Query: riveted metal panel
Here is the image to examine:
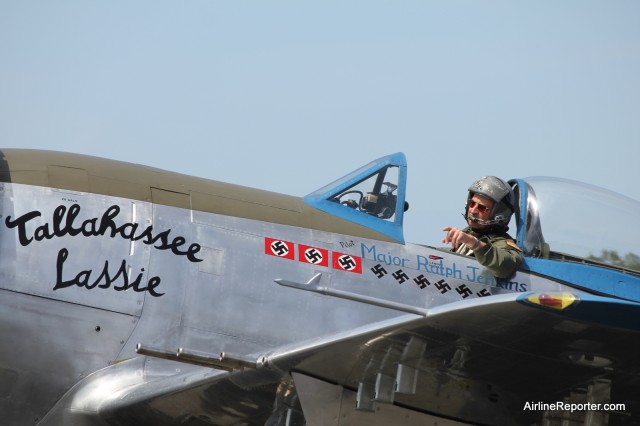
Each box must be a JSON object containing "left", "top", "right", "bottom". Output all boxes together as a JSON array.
[
  {"left": 0, "top": 183, "right": 150, "bottom": 316},
  {"left": 47, "top": 165, "right": 89, "bottom": 193},
  {"left": 0, "top": 290, "right": 136, "bottom": 426}
]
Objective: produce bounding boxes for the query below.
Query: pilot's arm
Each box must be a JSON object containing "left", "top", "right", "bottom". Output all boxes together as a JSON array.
[{"left": 473, "top": 237, "right": 523, "bottom": 279}]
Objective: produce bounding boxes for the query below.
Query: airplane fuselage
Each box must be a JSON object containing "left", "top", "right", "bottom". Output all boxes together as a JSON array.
[{"left": 0, "top": 149, "right": 612, "bottom": 425}]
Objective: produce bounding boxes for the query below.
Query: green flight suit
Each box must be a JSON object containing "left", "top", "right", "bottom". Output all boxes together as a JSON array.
[{"left": 456, "top": 226, "right": 523, "bottom": 279}]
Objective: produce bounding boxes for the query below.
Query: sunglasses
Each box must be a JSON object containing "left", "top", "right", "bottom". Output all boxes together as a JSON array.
[{"left": 468, "top": 200, "right": 491, "bottom": 213}]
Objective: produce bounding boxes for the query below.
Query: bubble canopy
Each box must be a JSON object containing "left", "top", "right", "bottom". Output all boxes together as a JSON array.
[{"left": 512, "top": 176, "right": 640, "bottom": 273}]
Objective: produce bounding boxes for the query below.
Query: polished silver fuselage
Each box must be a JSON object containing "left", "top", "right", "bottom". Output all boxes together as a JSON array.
[{"left": 0, "top": 150, "right": 584, "bottom": 425}]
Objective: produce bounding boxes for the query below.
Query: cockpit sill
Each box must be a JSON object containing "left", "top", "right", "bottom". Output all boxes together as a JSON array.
[{"left": 545, "top": 251, "right": 640, "bottom": 278}]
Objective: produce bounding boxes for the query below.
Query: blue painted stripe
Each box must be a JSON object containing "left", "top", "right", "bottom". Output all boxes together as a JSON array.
[{"left": 522, "top": 257, "right": 640, "bottom": 302}]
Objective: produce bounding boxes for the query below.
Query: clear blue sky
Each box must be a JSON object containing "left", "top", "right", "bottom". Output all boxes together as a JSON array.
[{"left": 1, "top": 2, "right": 638, "bottom": 245}]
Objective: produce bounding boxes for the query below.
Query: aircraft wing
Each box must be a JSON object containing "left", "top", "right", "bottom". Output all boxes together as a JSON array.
[
  {"left": 40, "top": 291, "right": 640, "bottom": 426},
  {"left": 263, "top": 291, "right": 640, "bottom": 426}
]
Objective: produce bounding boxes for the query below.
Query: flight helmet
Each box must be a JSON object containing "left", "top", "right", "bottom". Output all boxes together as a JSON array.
[{"left": 466, "top": 176, "right": 515, "bottom": 227}]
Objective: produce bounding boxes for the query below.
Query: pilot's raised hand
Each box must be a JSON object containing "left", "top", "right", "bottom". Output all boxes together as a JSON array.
[{"left": 442, "top": 226, "right": 484, "bottom": 251}]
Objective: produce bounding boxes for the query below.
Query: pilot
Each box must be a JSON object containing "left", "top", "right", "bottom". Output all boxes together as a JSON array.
[{"left": 442, "top": 176, "right": 522, "bottom": 278}]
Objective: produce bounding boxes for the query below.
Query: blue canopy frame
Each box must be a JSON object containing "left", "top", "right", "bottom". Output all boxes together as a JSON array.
[{"left": 303, "top": 152, "right": 407, "bottom": 244}]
